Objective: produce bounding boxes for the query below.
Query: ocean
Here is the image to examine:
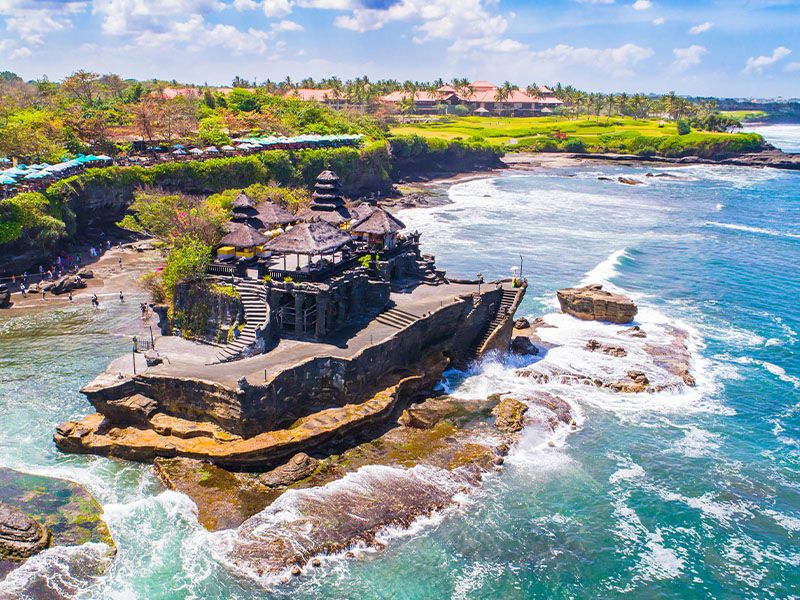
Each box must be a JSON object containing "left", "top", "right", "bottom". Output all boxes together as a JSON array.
[{"left": 0, "top": 125, "right": 798, "bottom": 599}]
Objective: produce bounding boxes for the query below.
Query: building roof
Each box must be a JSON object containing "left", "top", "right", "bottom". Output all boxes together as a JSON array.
[
  {"left": 291, "top": 88, "right": 339, "bottom": 102},
  {"left": 380, "top": 90, "right": 457, "bottom": 104},
  {"left": 231, "top": 190, "right": 257, "bottom": 210},
  {"left": 381, "top": 82, "right": 563, "bottom": 106},
  {"left": 256, "top": 201, "right": 295, "bottom": 227},
  {"left": 220, "top": 222, "right": 269, "bottom": 248},
  {"left": 351, "top": 207, "right": 406, "bottom": 235},
  {"left": 297, "top": 206, "right": 351, "bottom": 226},
  {"left": 266, "top": 220, "right": 351, "bottom": 255}
]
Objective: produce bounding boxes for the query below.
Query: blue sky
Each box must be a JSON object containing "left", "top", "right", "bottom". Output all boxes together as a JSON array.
[{"left": 0, "top": 0, "right": 798, "bottom": 96}]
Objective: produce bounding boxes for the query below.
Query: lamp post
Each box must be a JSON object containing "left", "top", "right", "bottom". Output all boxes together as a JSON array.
[{"left": 477, "top": 272, "right": 483, "bottom": 295}]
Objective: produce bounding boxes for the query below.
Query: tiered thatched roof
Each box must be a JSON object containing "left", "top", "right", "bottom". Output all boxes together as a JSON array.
[
  {"left": 266, "top": 220, "right": 351, "bottom": 255},
  {"left": 257, "top": 201, "right": 295, "bottom": 227},
  {"left": 300, "top": 169, "right": 351, "bottom": 225},
  {"left": 351, "top": 207, "right": 406, "bottom": 235},
  {"left": 220, "top": 222, "right": 269, "bottom": 248}
]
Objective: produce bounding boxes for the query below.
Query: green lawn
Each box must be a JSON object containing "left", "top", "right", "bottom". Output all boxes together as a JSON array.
[
  {"left": 720, "top": 110, "right": 769, "bottom": 122},
  {"left": 390, "top": 116, "right": 764, "bottom": 157}
]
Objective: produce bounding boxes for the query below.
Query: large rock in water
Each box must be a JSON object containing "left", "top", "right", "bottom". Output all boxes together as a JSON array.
[
  {"left": 556, "top": 284, "right": 637, "bottom": 324},
  {"left": 0, "top": 502, "right": 50, "bottom": 561}
]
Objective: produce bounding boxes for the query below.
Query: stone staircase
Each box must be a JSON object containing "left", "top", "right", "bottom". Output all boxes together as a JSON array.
[
  {"left": 456, "top": 289, "right": 518, "bottom": 369},
  {"left": 416, "top": 254, "right": 446, "bottom": 286},
  {"left": 215, "top": 279, "right": 269, "bottom": 363},
  {"left": 375, "top": 306, "right": 420, "bottom": 330}
]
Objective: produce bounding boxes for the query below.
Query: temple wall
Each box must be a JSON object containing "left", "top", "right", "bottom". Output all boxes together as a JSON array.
[{"left": 82, "top": 286, "right": 505, "bottom": 437}]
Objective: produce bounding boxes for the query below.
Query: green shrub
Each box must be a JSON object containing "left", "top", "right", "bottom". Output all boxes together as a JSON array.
[
  {"left": 561, "top": 138, "right": 586, "bottom": 153},
  {"left": 162, "top": 235, "right": 212, "bottom": 300},
  {"left": 677, "top": 120, "right": 691, "bottom": 135}
]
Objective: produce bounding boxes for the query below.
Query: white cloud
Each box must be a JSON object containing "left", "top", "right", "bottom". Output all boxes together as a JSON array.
[
  {"left": 331, "top": 0, "right": 524, "bottom": 55},
  {"left": 575, "top": 0, "right": 615, "bottom": 4},
  {"left": 672, "top": 45, "right": 706, "bottom": 71},
  {"left": 632, "top": 0, "right": 652, "bottom": 10},
  {"left": 786, "top": 62, "right": 800, "bottom": 72},
  {"left": 0, "top": 1, "right": 87, "bottom": 45},
  {"left": 688, "top": 21, "right": 712, "bottom": 35},
  {"left": 530, "top": 43, "right": 654, "bottom": 77},
  {"left": 652, "top": 16, "right": 664, "bottom": 25},
  {"left": 271, "top": 18, "right": 303, "bottom": 31},
  {"left": 261, "top": 0, "right": 293, "bottom": 17},
  {"left": 743, "top": 46, "right": 792, "bottom": 74}
]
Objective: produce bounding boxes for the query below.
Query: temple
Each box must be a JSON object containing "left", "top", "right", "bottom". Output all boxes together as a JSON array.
[
  {"left": 54, "top": 169, "right": 528, "bottom": 467},
  {"left": 206, "top": 169, "right": 445, "bottom": 361}
]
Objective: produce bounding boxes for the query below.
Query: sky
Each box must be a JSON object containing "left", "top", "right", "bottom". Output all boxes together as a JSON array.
[{"left": 0, "top": 0, "right": 798, "bottom": 97}]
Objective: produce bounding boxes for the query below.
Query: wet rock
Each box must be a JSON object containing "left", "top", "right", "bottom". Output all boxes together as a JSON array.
[
  {"left": 0, "top": 284, "right": 10, "bottom": 308},
  {"left": 51, "top": 275, "right": 87, "bottom": 296},
  {"left": 618, "top": 177, "right": 644, "bottom": 185},
  {"left": 584, "top": 338, "right": 627, "bottom": 357},
  {"left": 513, "top": 317, "right": 530, "bottom": 330},
  {"left": 77, "top": 269, "right": 94, "bottom": 279},
  {"left": 556, "top": 284, "right": 637, "bottom": 324},
  {"left": 0, "top": 502, "right": 50, "bottom": 561},
  {"left": 398, "top": 408, "right": 439, "bottom": 429},
  {"left": 618, "top": 325, "right": 647, "bottom": 338},
  {"left": 259, "top": 453, "right": 319, "bottom": 488},
  {"left": 511, "top": 336, "right": 539, "bottom": 356},
  {"left": 154, "top": 458, "right": 276, "bottom": 531},
  {"left": 96, "top": 394, "right": 158, "bottom": 426},
  {"left": 492, "top": 398, "right": 529, "bottom": 433},
  {"left": 135, "top": 242, "right": 155, "bottom": 252}
]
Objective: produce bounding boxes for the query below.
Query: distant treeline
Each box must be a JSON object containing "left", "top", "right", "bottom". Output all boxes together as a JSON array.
[{"left": 0, "top": 136, "right": 502, "bottom": 269}]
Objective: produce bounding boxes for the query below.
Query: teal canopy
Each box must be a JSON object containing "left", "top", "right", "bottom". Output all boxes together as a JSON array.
[{"left": 0, "top": 175, "right": 16, "bottom": 185}]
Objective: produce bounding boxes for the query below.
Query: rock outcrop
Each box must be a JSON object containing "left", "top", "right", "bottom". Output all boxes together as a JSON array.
[
  {"left": 557, "top": 284, "right": 637, "bottom": 324},
  {"left": 259, "top": 453, "right": 319, "bottom": 488},
  {"left": 0, "top": 502, "right": 50, "bottom": 561},
  {"left": 492, "top": 398, "right": 529, "bottom": 432},
  {"left": 511, "top": 336, "right": 539, "bottom": 355},
  {"left": 584, "top": 338, "right": 627, "bottom": 357}
]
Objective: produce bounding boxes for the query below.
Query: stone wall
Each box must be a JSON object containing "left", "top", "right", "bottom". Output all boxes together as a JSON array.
[
  {"left": 82, "top": 285, "right": 505, "bottom": 437},
  {"left": 172, "top": 283, "right": 243, "bottom": 344}
]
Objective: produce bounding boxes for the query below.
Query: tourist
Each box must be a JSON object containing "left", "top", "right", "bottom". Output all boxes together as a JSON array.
[
  {"left": 68, "top": 291, "right": 73, "bottom": 302},
  {"left": 91, "top": 294, "right": 99, "bottom": 309},
  {"left": 119, "top": 291, "right": 124, "bottom": 303},
  {"left": 19, "top": 284, "right": 26, "bottom": 298},
  {"left": 140, "top": 303, "right": 147, "bottom": 318},
  {"left": 41, "top": 289, "right": 46, "bottom": 301},
  {"left": 106, "top": 240, "right": 112, "bottom": 250},
  {"left": 118, "top": 257, "right": 123, "bottom": 269}
]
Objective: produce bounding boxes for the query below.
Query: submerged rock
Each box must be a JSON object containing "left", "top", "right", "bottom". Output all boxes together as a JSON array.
[
  {"left": 618, "top": 325, "right": 647, "bottom": 338},
  {"left": 617, "top": 177, "right": 644, "bottom": 186},
  {"left": 0, "top": 503, "right": 50, "bottom": 561},
  {"left": 584, "top": 338, "right": 627, "bottom": 357},
  {"left": 513, "top": 317, "right": 530, "bottom": 330},
  {"left": 556, "top": 284, "right": 637, "bottom": 324}
]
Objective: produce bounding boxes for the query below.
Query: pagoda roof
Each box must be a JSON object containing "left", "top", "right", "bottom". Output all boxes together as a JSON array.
[
  {"left": 351, "top": 207, "right": 406, "bottom": 235},
  {"left": 266, "top": 220, "right": 351, "bottom": 255},
  {"left": 256, "top": 201, "right": 296, "bottom": 227},
  {"left": 220, "top": 222, "right": 269, "bottom": 248}
]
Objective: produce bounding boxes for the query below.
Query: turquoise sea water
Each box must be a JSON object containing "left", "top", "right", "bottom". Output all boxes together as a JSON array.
[{"left": 0, "top": 128, "right": 798, "bottom": 598}]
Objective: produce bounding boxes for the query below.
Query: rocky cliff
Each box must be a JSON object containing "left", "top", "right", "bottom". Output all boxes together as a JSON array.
[{"left": 556, "top": 284, "right": 637, "bottom": 324}]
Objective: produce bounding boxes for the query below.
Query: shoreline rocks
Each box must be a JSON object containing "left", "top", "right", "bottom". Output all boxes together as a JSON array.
[
  {"left": 0, "top": 503, "right": 50, "bottom": 561},
  {"left": 557, "top": 284, "right": 637, "bottom": 324}
]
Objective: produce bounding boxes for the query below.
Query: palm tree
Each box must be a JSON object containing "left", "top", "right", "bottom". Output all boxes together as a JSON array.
[{"left": 494, "top": 81, "right": 519, "bottom": 116}]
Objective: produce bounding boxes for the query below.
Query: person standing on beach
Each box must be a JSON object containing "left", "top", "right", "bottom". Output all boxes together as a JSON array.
[
  {"left": 68, "top": 290, "right": 73, "bottom": 302},
  {"left": 41, "top": 289, "right": 46, "bottom": 301},
  {"left": 91, "top": 294, "right": 99, "bottom": 309},
  {"left": 118, "top": 257, "right": 123, "bottom": 270},
  {"left": 119, "top": 291, "right": 124, "bottom": 303},
  {"left": 20, "top": 284, "right": 26, "bottom": 298}
]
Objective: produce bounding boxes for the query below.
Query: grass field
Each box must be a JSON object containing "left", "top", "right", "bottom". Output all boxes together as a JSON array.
[
  {"left": 390, "top": 116, "right": 765, "bottom": 157},
  {"left": 720, "top": 110, "right": 769, "bottom": 121}
]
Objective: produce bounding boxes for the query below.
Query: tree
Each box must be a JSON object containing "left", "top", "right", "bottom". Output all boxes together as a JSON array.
[
  {"left": 117, "top": 189, "right": 226, "bottom": 245},
  {"left": 61, "top": 70, "right": 101, "bottom": 105},
  {"left": 198, "top": 115, "right": 231, "bottom": 146},
  {"left": 0, "top": 108, "right": 66, "bottom": 161},
  {"left": 494, "top": 81, "right": 519, "bottom": 116},
  {"left": 0, "top": 71, "right": 21, "bottom": 83},
  {"left": 162, "top": 235, "right": 213, "bottom": 299}
]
